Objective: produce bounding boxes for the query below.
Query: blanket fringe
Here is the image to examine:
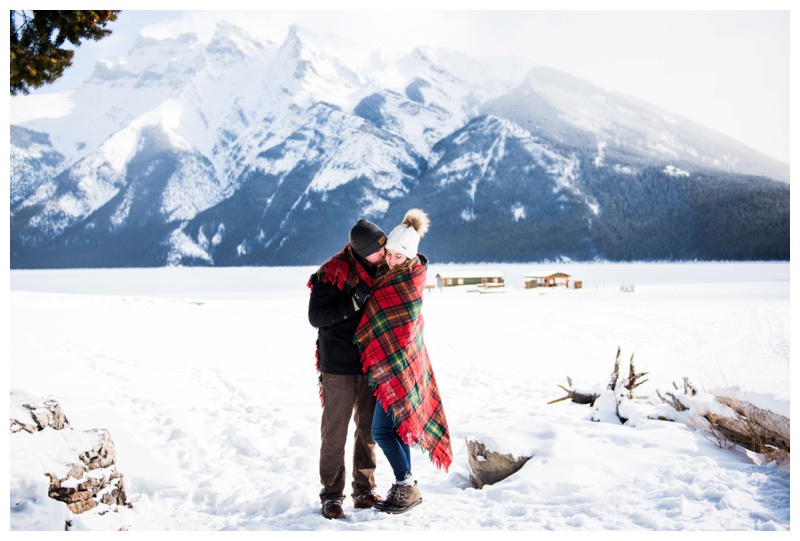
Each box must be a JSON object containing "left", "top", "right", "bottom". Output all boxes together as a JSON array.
[{"left": 373, "top": 381, "right": 451, "bottom": 472}]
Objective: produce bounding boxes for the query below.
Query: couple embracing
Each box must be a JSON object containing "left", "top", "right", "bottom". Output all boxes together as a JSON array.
[{"left": 307, "top": 209, "right": 453, "bottom": 520}]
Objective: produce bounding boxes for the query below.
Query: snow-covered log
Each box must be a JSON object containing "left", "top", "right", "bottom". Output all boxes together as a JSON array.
[
  {"left": 550, "top": 348, "right": 790, "bottom": 458},
  {"left": 708, "top": 392, "right": 790, "bottom": 452},
  {"left": 548, "top": 347, "right": 647, "bottom": 408}
]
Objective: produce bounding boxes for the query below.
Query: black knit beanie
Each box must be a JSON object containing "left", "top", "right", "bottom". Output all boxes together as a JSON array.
[{"left": 349, "top": 219, "right": 386, "bottom": 258}]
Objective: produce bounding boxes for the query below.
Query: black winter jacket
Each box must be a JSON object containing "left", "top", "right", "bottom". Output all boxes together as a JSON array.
[{"left": 308, "top": 278, "right": 365, "bottom": 375}]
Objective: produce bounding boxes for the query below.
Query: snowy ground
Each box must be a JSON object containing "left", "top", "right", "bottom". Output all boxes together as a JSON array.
[{"left": 7, "top": 262, "right": 791, "bottom": 531}]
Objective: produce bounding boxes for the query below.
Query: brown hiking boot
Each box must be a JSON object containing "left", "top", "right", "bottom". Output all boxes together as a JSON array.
[
  {"left": 322, "top": 499, "right": 345, "bottom": 520},
  {"left": 380, "top": 481, "right": 422, "bottom": 514},
  {"left": 353, "top": 492, "right": 384, "bottom": 509}
]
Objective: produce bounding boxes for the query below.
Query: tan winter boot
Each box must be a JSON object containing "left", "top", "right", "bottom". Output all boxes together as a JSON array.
[
  {"left": 380, "top": 481, "right": 422, "bottom": 514},
  {"left": 373, "top": 483, "right": 398, "bottom": 511}
]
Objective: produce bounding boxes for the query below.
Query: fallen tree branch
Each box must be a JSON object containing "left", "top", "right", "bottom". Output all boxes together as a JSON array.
[
  {"left": 624, "top": 352, "right": 649, "bottom": 397},
  {"left": 547, "top": 383, "right": 599, "bottom": 405}
]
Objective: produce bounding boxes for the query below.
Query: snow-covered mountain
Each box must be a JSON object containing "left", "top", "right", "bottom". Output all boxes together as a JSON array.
[{"left": 10, "top": 22, "right": 789, "bottom": 268}]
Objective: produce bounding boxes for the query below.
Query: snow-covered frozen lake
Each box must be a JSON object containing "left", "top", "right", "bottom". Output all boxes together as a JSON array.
[
  {"left": 9, "top": 260, "right": 790, "bottom": 296},
  {"left": 9, "top": 262, "right": 791, "bottom": 531}
]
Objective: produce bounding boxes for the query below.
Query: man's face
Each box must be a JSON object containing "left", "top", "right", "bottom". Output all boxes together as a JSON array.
[{"left": 364, "top": 247, "right": 385, "bottom": 264}]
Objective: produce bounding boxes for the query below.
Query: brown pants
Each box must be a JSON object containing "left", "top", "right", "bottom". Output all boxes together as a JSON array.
[{"left": 319, "top": 373, "right": 377, "bottom": 502}]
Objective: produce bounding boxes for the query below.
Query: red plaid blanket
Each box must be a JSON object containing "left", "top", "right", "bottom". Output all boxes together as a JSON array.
[
  {"left": 354, "top": 255, "right": 453, "bottom": 471},
  {"left": 307, "top": 243, "right": 374, "bottom": 292}
]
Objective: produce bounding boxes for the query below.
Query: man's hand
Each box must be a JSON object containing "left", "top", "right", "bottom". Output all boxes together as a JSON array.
[{"left": 352, "top": 282, "right": 371, "bottom": 308}]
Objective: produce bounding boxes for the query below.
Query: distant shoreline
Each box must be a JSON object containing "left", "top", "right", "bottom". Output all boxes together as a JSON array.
[{"left": 9, "top": 261, "right": 790, "bottom": 299}]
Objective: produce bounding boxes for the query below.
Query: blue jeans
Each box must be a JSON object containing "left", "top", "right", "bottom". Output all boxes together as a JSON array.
[{"left": 372, "top": 402, "right": 412, "bottom": 483}]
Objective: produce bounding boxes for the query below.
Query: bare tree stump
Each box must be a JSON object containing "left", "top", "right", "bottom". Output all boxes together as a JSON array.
[{"left": 466, "top": 440, "right": 531, "bottom": 489}]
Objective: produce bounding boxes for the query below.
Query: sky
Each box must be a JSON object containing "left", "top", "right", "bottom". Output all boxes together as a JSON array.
[
  {"left": 7, "top": 262, "right": 792, "bottom": 531},
  {"left": 7, "top": 1, "right": 793, "bottom": 164}
]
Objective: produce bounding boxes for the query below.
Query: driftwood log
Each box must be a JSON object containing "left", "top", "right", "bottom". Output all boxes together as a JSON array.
[
  {"left": 707, "top": 392, "right": 790, "bottom": 453},
  {"left": 548, "top": 346, "right": 648, "bottom": 407},
  {"left": 550, "top": 347, "right": 790, "bottom": 458},
  {"left": 466, "top": 440, "right": 531, "bottom": 489}
]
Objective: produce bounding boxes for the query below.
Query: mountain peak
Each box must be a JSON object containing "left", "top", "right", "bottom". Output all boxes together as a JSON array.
[
  {"left": 204, "top": 20, "right": 268, "bottom": 65},
  {"left": 9, "top": 20, "right": 789, "bottom": 269},
  {"left": 265, "top": 24, "right": 365, "bottom": 109}
]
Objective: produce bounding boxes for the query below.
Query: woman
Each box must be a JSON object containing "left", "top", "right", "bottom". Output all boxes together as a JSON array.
[{"left": 354, "top": 208, "right": 453, "bottom": 515}]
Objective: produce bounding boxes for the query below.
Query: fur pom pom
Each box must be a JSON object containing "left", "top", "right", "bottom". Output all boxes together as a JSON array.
[{"left": 402, "top": 208, "right": 429, "bottom": 238}]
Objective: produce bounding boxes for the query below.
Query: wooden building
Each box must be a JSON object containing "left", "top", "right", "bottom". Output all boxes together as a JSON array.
[
  {"left": 436, "top": 271, "right": 505, "bottom": 288},
  {"left": 524, "top": 271, "right": 578, "bottom": 288}
]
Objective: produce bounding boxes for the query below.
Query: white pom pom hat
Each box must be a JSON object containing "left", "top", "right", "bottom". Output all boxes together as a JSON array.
[{"left": 385, "top": 208, "right": 430, "bottom": 260}]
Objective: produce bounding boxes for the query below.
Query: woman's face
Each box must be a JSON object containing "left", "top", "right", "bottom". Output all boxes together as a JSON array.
[{"left": 385, "top": 249, "right": 408, "bottom": 269}]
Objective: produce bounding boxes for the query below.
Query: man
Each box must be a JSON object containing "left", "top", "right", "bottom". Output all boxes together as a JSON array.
[{"left": 307, "top": 218, "right": 387, "bottom": 520}]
